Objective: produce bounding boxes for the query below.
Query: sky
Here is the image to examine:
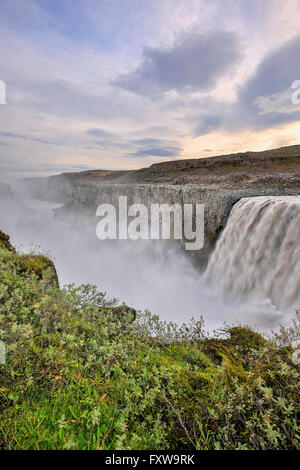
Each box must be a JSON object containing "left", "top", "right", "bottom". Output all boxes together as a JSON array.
[{"left": 0, "top": 0, "right": 300, "bottom": 177}]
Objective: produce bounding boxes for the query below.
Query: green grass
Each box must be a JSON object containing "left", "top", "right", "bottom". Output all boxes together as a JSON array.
[{"left": 0, "top": 230, "right": 299, "bottom": 450}]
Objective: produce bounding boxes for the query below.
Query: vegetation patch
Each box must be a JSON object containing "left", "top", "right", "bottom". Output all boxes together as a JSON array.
[{"left": 0, "top": 230, "right": 299, "bottom": 450}]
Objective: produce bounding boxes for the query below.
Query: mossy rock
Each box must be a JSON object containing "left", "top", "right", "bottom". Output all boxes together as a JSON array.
[
  {"left": 18, "top": 254, "right": 59, "bottom": 287},
  {"left": 0, "top": 229, "right": 59, "bottom": 287},
  {"left": 100, "top": 305, "right": 137, "bottom": 323},
  {"left": 200, "top": 337, "right": 234, "bottom": 364},
  {"left": 0, "top": 230, "right": 15, "bottom": 252},
  {"left": 200, "top": 327, "right": 268, "bottom": 365},
  {"left": 228, "top": 327, "right": 267, "bottom": 349}
]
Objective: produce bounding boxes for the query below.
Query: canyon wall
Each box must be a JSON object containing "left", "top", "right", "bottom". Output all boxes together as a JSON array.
[{"left": 57, "top": 182, "right": 299, "bottom": 268}]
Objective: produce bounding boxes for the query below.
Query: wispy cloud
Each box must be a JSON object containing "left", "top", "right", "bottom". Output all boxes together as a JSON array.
[{"left": 0, "top": 131, "right": 62, "bottom": 146}]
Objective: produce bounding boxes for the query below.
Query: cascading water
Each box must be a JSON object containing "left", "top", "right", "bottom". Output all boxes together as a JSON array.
[{"left": 206, "top": 196, "right": 300, "bottom": 313}]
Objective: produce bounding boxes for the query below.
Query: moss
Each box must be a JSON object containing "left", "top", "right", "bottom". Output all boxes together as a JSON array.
[
  {"left": 200, "top": 338, "right": 234, "bottom": 364},
  {"left": 0, "top": 230, "right": 15, "bottom": 252},
  {"left": 228, "top": 327, "right": 267, "bottom": 348},
  {"left": 0, "top": 247, "right": 59, "bottom": 288},
  {"left": 195, "top": 328, "right": 270, "bottom": 391},
  {"left": 173, "top": 343, "right": 215, "bottom": 369},
  {"left": 200, "top": 327, "right": 268, "bottom": 366},
  {"left": 18, "top": 254, "right": 53, "bottom": 276},
  {"left": 18, "top": 254, "right": 59, "bottom": 287}
]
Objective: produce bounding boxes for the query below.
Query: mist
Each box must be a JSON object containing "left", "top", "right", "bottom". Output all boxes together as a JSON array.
[{"left": 0, "top": 183, "right": 296, "bottom": 333}]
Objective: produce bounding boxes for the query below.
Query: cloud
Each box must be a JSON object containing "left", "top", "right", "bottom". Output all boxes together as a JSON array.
[
  {"left": 127, "top": 137, "right": 182, "bottom": 158},
  {"left": 132, "top": 138, "right": 173, "bottom": 146},
  {"left": 113, "top": 30, "right": 243, "bottom": 97},
  {"left": 0, "top": 131, "right": 62, "bottom": 146},
  {"left": 129, "top": 146, "right": 182, "bottom": 158},
  {"left": 190, "top": 33, "right": 300, "bottom": 136},
  {"left": 193, "top": 114, "right": 223, "bottom": 136},
  {"left": 226, "top": 33, "right": 300, "bottom": 131},
  {"left": 240, "top": 33, "right": 300, "bottom": 105},
  {"left": 86, "top": 128, "right": 114, "bottom": 138}
]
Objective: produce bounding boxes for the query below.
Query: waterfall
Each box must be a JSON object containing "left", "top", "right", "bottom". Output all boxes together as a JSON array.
[
  {"left": 206, "top": 196, "right": 300, "bottom": 311},
  {"left": 2, "top": 190, "right": 299, "bottom": 330}
]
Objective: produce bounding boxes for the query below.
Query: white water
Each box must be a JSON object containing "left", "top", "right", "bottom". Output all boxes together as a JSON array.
[
  {"left": 1, "top": 195, "right": 299, "bottom": 332},
  {"left": 206, "top": 196, "right": 300, "bottom": 314}
]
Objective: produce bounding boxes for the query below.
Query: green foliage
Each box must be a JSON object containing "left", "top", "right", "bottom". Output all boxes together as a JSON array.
[{"left": 0, "top": 231, "right": 299, "bottom": 450}]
